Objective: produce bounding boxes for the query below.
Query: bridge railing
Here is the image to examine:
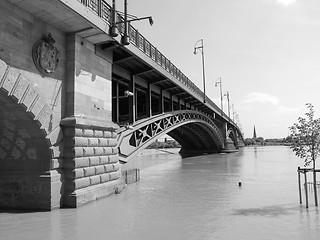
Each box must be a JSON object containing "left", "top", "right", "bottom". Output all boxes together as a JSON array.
[
  {"left": 76, "top": 1, "right": 238, "bottom": 126},
  {"left": 77, "top": 1, "right": 204, "bottom": 97}
]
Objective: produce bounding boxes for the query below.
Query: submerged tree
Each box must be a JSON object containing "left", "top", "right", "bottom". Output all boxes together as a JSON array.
[{"left": 289, "top": 103, "right": 320, "bottom": 206}]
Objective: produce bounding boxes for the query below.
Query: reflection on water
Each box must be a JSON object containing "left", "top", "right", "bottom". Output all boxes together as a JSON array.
[
  {"left": 233, "top": 204, "right": 300, "bottom": 217},
  {"left": 1, "top": 146, "right": 320, "bottom": 240}
]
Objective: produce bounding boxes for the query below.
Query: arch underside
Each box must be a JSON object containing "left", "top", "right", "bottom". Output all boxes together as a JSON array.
[
  {"left": 0, "top": 92, "right": 51, "bottom": 171},
  {"left": 168, "top": 122, "right": 222, "bottom": 156},
  {"left": 117, "top": 110, "right": 226, "bottom": 162}
]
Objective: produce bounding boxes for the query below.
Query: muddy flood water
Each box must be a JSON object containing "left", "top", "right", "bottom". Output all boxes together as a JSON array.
[{"left": 1, "top": 146, "right": 320, "bottom": 240}]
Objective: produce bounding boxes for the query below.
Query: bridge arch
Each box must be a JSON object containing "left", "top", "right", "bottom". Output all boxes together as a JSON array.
[
  {"left": 117, "top": 110, "right": 226, "bottom": 162},
  {"left": 0, "top": 60, "right": 59, "bottom": 209},
  {"left": 227, "top": 128, "right": 237, "bottom": 146}
]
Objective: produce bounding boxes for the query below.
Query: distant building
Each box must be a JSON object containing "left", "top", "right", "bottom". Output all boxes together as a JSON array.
[{"left": 253, "top": 126, "right": 257, "bottom": 139}]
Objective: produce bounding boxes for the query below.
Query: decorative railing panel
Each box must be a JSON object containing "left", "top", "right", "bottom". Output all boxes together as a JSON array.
[{"left": 117, "top": 110, "right": 224, "bottom": 161}]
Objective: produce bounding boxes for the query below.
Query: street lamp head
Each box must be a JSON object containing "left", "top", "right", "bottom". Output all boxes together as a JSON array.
[
  {"left": 148, "top": 17, "right": 154, "bottom": 26},
  {"left": 124, "top": 90, "right": 134, "bottom": 97},
  {"left": 193, "top": 48, "right": 197, "bottom": 55}
]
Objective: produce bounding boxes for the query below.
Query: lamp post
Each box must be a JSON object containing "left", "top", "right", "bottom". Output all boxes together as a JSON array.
[
  {"left": 215, "top": 77, "right": 223, "bottom": 115},
  {"left": 109, "top": 0, "right": 154, "bottom": 45},
  {"left": 224, "top": 91, "right": 230, "bottom": 119},
  {"left": 193, "top": 39, "right": 206, "bottom": 103},
  {"left": 232, "top": 104, "right": 235, "bottom": 122}
]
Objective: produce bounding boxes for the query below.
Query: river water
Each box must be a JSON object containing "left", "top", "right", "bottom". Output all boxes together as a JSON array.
[{"left": 1, "top": 146, "right": 320, "bottom": 240}]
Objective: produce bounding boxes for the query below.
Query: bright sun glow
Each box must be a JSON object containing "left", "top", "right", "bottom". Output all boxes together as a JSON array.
[{"left": 276, "top": 0, "right": 297, "bottom": 6}]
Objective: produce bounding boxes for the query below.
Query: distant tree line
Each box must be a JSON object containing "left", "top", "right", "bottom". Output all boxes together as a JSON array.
[
  {"left": 244, "top": 136, "right": 293, "bottom": 146},
  {"left": 147, "top": 138, "right": 181, "bottom": 149}
]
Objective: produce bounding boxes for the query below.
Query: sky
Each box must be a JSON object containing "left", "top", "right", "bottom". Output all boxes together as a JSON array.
[{"left": 116, "top": 0, "right": 320, "bottom": 139}]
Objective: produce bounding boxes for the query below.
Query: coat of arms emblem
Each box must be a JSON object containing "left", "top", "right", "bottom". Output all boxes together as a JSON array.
[{"left": 32, "top": 33, "right": 59, "bottom": 76}]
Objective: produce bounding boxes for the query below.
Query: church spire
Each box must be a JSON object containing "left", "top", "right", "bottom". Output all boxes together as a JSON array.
[{"left": 253, "top": 125, "right": 257, "bottom": 139}]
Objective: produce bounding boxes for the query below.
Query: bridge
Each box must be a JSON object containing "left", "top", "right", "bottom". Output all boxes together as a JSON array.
[{"left": 0, "top": 0, "right": 244, "bottom": 210}]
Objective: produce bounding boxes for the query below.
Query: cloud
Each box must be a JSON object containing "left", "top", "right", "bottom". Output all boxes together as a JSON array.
[
  {"left": 276, "top": 0, "right": 297, "bottom": 6},
  {"left": 244, "top": 92, "right": 279, "bottom": 105},
  {"left": 242, "top": 92, "right": 300, "bottom": 116}
]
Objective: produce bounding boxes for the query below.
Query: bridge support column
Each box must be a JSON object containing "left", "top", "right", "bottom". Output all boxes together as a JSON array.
[
  {"left": 61, "top": 34, "right": 124, "bottom": 207},
  {"left": 61, "top": 116, "right": 124, "bottom": 207},
  {"left": 223, "top": 123, "right": 237, "bottom": 152}
]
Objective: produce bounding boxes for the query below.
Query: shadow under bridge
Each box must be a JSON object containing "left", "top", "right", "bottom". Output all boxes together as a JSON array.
[{"left": 117, "top": 110, "right": 225, "bottom": 163}]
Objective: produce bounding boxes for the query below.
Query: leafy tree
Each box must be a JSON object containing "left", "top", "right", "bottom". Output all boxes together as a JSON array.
[
  {"left": 289, "top": 103, "right": 320, "bottom": 167},
  {"left": 256, "top": 137, "right": 266, "bottom": 146},
  {"left": 289, "top": 103, "right": 320, "bottom": 206},
  {"left": 244, "top": 138, "right": 253, "bottom": 146}
]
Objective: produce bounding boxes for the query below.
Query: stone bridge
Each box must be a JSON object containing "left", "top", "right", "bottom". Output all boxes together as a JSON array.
[{"left": 0, "top": 0, "right": 244, "bottom": 210}]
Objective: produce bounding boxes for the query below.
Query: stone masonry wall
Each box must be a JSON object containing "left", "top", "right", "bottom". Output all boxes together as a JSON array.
[
  {"left": 65, "top": 34, "right": 112, "bottom": 121},
  {"left": 0, "top": 1, "right": 64, "bottom": 210},
  {"left": 61, "top": 117, "right": 123, "bottom": 207}
]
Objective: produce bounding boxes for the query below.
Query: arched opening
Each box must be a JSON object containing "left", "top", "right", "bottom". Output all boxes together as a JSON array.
[
  {"left": 117, "top": 110, "right": 225, "bottom": 162},
  {"left": 0, "top": 62, "right": 57, "bottom": 210}
]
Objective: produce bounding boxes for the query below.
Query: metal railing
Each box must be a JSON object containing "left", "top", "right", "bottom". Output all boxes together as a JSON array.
[
  {"left": 76, "top": 1, "right": 239, "bottom": 127},
  {"left": 77, "top": 0, "right": 204, "bottom": 98}
]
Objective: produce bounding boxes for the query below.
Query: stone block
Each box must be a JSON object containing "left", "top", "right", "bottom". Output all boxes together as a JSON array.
[
  {"left": 74, "top": 157, "right": 90, "bottom": 168},
  {"left": 98, "top": 138, "right": 108, "bottom": 147},
  {"left": 82, "top": 129, "right": 94, "bottom": 137},
  {"left": 50, "top": 146, "right": 61, "bottom": 159},
  {"left": 83, "top": 147, "right": 94, "bottom": 157},
  {"left": 0, "top": 59, "right": 7, "bottom": 81},
  {"left": 9, "top": 74, "right": 29, "bottom": 101},
  {"left": 1, "top": 67, "right": 19, "bottom": 94},
  {"left": 74, "top": 137, "right": 88, "bottom": 147},
  {"left": 93, "top": 147, "right": 104, "bottom": 156},
  {"left": 90, "top": 175, "right": 100, "bottom": 186},
  {"left": 93, "top": 130, "right": 103, "bottom": 137},
  {"left": 74, "top": 168, "right": 85, "bottom": 179},
  {"left": 95, "top": 165, "right": 105, "bottom": 175},
  {"left": 36, "top": 104, "right": 52, "bottom": 127},
  {"left": 111, "top": 131, "right": 117, "bottom": 138},
  {"left": 83, "top": 166, "right": 96, "bottom": 177},
  {"left": 88, "top": 138, "right": 98, "bottom": 147},
  {"left": 112, "top": 147, "right": 118, "bottom": 154},
  {"left": 104, "top": 164, "right": 114, "bottom": 173},
  {"left": 74, "top": 128, "right": 83, "bottom": 137},
  {"left": 103, "top": 131, "right": 112, "bottom": 138},
  {"left": 109, "top": 155, "right": 119, "bottom": 164},
  {"left": 109, "top": 171, "right": 120, "bottom": 181},
  {"left": 99, "top": 156, "right": 109, "bottom": 164},
  {"left": 30, "top": 98, "right": 47, "bottom": 120},
  {"left": 51, "top": 158, "right": 61, "bottom": 170},
  {"left": 89, "top": 156, "right": 100, "bottom": 166},
  {"left": 21, "top": 87, "right": 38, "bottom": 110},
  {"left": 103, "top": 147, "right": 113, "bottom": 155},
  {"left": 100, "top": 173, "right": 110, "bottom": 183},
  {"left": 74, "top": 177, "right": 90, "bottom": 190}
]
